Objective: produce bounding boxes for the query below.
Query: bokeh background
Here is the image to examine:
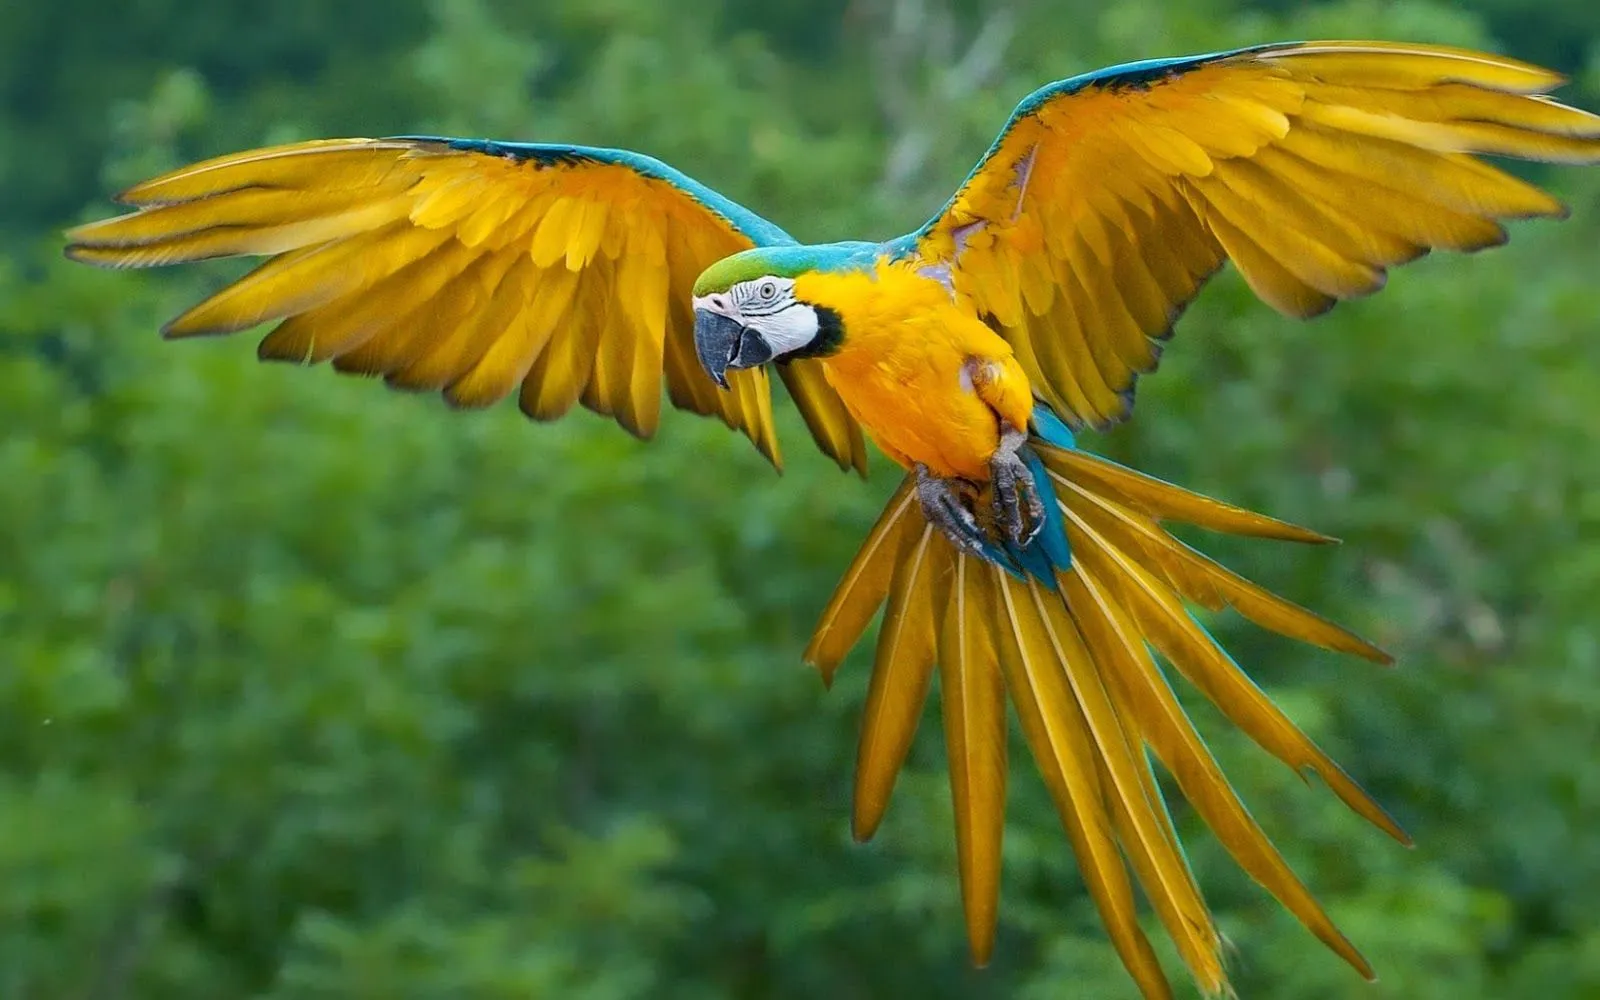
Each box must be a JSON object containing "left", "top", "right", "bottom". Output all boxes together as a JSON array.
[{"left": 4, "top": 0, "right": 1600, "bottom": 997}]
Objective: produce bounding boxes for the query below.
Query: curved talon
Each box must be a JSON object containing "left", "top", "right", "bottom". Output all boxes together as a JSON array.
[
  {"left": 991, "top": 426, "right": 1044, "bottom": 548},
  {"left": 915, "top": 463, "right": 989, "bottom": 558}
]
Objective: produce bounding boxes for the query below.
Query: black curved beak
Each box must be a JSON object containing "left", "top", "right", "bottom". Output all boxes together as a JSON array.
[{"left": 693, "top": 309, "right": 772, "bottom": 389}]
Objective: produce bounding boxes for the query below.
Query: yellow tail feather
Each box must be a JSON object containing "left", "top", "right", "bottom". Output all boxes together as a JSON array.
[
  {"left": 805, "top": 445, "right": 1407, "bottom": 999},
  {"left": 937, "top": 556, "right": 1007, "bottom": 965},
  {"left": 852, "top": 525, "right": 947, "bottom": 841}
]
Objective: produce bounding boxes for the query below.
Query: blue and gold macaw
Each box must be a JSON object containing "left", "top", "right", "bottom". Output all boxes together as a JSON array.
[{"left": 68, "top": 40, "right": 1600, "bottom": 999}]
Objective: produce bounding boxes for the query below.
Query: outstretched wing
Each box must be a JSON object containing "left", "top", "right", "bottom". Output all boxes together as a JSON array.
[
  {"left": 903, "top": 41, "right": 1600, "bottom": 430},
  {"left": 66, "top": 136, "right": 867, "bottom": 473}
]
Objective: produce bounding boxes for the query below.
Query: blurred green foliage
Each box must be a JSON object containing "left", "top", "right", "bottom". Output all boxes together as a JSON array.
[{"left": 3, "top": 0, "right": 1599, "bottom": 997}]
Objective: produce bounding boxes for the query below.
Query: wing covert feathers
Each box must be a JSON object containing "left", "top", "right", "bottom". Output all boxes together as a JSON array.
[
  {"left": 916, "top": 40, "right": 1600, "bottom": 430},
  {"left": 806, "top": 441, "right": 1405, "bottom": 998}
]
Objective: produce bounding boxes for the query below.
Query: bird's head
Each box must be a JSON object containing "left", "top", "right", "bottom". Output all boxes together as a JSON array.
[{"left": 691, "top": 245, "right": 849, "bottom": 389}]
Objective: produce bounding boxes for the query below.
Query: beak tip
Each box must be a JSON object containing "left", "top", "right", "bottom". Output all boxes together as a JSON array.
[{"left": 694, "top": 307, "right": 746, "bottom": 393}]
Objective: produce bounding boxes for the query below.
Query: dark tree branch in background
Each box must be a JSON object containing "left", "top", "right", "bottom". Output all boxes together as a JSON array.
[
  {"left": 859, "top": 0, "right": 1015, "bottom": 196},
  {"left": 87, "top": 869, "right": 186, "bottom": 1000}
]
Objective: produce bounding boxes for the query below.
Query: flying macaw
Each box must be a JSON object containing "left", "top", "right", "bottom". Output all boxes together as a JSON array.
[{"left": 67, "top": 39, "right": 1600, "bottom": 999}]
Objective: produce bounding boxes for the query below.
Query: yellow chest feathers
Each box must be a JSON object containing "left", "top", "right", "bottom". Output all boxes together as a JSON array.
[{"left": 793, "top": 260, "right": 1030, "bottom": 480}]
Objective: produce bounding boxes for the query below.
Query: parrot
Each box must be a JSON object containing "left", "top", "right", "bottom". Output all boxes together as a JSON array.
[{"left": 65, "top": 38, "right": 1600, "bottom": 1000}]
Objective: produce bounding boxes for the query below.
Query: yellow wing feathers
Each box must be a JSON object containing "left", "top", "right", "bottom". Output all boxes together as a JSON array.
[
  {"left": 66, "top": 138, "right": 866, "bottom": 472},
  {"left": 920, "top": 41, "right": 1600, "bottom": 431},
  {"left": 806, "top": 445, "right": 1403, "bottom": 997}
]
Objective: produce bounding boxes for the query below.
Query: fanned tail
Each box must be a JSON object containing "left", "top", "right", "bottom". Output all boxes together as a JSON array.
[{"left": 803, "top": 431, "right": 1406, "bottom": 999}]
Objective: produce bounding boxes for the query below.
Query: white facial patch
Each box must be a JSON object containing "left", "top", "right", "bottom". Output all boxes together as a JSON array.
[
  {"left": 697, "top": 276, "right": 820, "bottom": 360},
  {"left": 746, "top": 303, "right": 820, "bottom": 356}
]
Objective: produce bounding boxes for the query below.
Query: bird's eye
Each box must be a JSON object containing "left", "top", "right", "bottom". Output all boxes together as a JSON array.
[{"left": 759, "top": 281, "right": 779, "bottom": 301}]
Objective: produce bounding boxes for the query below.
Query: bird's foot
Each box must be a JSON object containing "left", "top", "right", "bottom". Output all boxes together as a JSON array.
[
  {"left": 915, "top": 430, "right": 1045, "bottom": 557},
  {"left": 915, "top": 464, "right": 990, "bottom": 559},
  {"left": 990, "top": 426, "right": 1044, "bottom": 548}
]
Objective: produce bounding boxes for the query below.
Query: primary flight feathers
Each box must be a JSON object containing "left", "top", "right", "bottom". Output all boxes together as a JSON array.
[{"left": 66, "top": 38, "right": 1600, "bottom": 1000}]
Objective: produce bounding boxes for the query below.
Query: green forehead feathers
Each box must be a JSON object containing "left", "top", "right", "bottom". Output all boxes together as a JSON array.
[
  {"left": 692, "top": 241, "right": 883, "bottom": 297},
  {"left": 692, "top": 249, "right": 791, "bottom": 297}
]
